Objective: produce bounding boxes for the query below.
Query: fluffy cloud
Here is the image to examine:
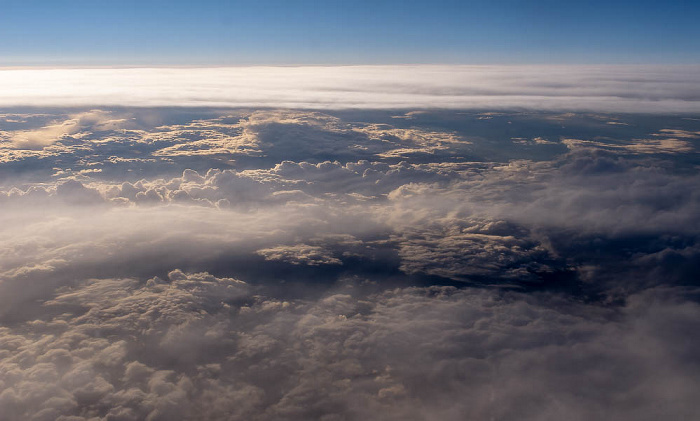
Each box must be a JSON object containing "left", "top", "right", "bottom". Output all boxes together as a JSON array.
[
  {"left": 393, "top": 219, "right": 553, "bottom": 281},
  {"left": 0, "top": 271, "right": 698, "bottom": 421},
  {"left": 0, "top": 110, "right": 130, "bottom": 149},
  {"left": 257, "top": 244, "right": 343, "bottom": 266},
  {"left": 1, "top": 114, "right": 698, "bottom": 289},
  {"left": 1, "top": 106, "right": 699, "bottom": 419}
]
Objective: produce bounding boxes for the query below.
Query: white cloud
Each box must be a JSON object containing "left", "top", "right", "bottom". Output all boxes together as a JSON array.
[
  {"left": 1, "top": 105, "right": 699, "bottom": 419},
  {"left": 0, "top": 110, "right": 129, "bottom": 149},
  {"left": 1, "top": 66, "right": 700, "bottom": 112}
]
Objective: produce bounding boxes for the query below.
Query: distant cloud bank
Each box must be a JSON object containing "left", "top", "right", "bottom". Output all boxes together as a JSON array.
[{"left": 2, "top": 65, "right": 700, "bottom": 112}]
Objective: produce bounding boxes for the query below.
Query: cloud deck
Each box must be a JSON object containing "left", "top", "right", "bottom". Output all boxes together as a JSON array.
[
  {"left": 2, "top": 65, "right": 700, "bottom": 112},
  {"left": 0, "top": 106, "right": 699, "bottom": 420}
]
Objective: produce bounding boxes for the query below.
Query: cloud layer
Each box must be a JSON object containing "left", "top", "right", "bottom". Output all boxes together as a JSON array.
[
  {"left": 1, "top": 107, "right": 699, "bottom": 419},
  {"left": 1, "top": 65, "right": 700, "bottom": 112},
  {"left": 2, "top": 271, "right": 698, "bottom": 421}
]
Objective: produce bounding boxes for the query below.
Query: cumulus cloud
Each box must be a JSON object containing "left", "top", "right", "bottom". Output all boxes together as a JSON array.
[
  {"left": 393, "top": 219, "right": 553, "bottom": 281},
  {"left": 0, "top": 270, "right": 698, "bottom": 421},
  {"left": 0, "top": 66, "right": 700, "bottom": 112},
  {"left": 1, "top": 110, "right": 698, "bottom": 290},
  {"left": 257, "top": 244, "right": 343, "bottom": 266},
  {"left": 562, "top": 137, "right": 694, "bottom": 154},
  {"left": 1, "top": 106, "right": 700, "bottom": 419},
  {"left": 0, "top": 110, "right": 130, "bottom": 149}
]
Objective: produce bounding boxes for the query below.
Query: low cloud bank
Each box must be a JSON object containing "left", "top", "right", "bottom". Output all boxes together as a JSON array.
[
  {"left": 1, "top": 108, "right": 699, "bottom": 419},
  {"left": 1, "top": 270, "right": 699, "bottom": 421},
  {"left": 1, "top": 65, "right": 700, "bottom": 112}
]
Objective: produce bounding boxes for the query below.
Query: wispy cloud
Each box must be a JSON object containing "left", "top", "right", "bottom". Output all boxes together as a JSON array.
[{"left": 1, "top": 65, "right": 700, "bottom": 112}]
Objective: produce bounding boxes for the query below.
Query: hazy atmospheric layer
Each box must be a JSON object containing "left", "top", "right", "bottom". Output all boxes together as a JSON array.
[
  {"left": 1, "top": 65, "right": 700, "bottom": 112},
  {"left": 0, "top": 89, "right": 699, "bottom": 420}
]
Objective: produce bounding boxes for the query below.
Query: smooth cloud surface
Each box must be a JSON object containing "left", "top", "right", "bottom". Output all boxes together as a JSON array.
[{"left": 1, "top": 65, "right": 700, "bottom": 112}]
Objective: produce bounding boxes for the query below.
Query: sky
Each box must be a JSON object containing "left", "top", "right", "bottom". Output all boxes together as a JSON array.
[
  {"left": 1, "top": 2, "right": 700, "bottom": 420},
  {"left": 1, "top": 0, "right": 699, "bottom": 65}
]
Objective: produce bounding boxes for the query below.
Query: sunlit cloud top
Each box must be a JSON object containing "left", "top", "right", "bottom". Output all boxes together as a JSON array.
[{"left": 1, "top": 65, "right": 700, "bottom": 112}]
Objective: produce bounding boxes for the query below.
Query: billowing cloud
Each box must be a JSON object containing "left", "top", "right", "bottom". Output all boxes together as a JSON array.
[
  {"left": 0, "top": 110, "right": 130, "bottom": 149},
  {"left": 257, "top": 244, "right": 343, "bottom": 266},
  {"left": 0, "top": 271, "right": 698, "bottom": 421},
  {"left": 1, "top": 66, "right": 700, "bottom": 112},
  {"left": 1, "top": 106, "right": 699, "bottom": 419}
]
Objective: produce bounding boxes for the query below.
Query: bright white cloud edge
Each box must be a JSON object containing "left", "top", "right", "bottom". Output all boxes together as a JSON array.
[{"left": 1, "top": 65, "right": 700, "bottom": 112}]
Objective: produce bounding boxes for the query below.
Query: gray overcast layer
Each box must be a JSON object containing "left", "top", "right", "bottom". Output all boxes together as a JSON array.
[{"left": 0, "top": 107, "right": 699, "bottom": 420}]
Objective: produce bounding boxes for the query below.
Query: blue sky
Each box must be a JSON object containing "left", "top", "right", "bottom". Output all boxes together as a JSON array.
[{"left": 1, "top": 0, "right": 699, "bottom": 65}]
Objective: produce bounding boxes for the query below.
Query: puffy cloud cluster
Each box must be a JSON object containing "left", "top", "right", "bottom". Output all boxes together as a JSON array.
[
  {"left": 1, "top": 107, "right": 700, "bottom": 419},
  {"left": 393, "top": 219, "right": 552, "bottom": 281},
  {"left": 1, "top": 270, "right": 699, "bottom": 421},
  {"left": 1, "top": 110, "right": 699, "bottom": 290},
  {"left": 0, "top": 110, "right": 129, "bottom": 149},
  {"left": 257, "top": 244, "right": 343, "bottom": 266},
  {"left": 0, "top": 109, "right": 470, "bottom": 179}
]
